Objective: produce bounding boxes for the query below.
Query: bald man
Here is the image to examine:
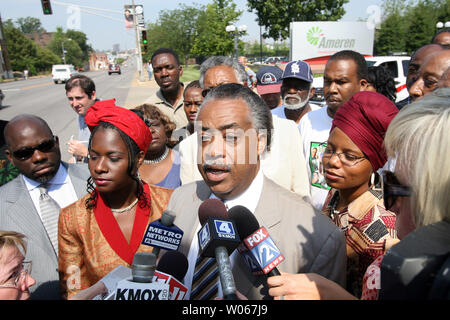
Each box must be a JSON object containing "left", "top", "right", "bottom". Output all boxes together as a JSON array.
[
  {"left": 0, "top": 115, "right": 89, "bottom": 299},
  {"left": 438, "top": 67, "right": 450, "bottom": 88},
  {"left": 409, "top": 50, "right": 450, "bottom": 101},
  {"left": 396, "top": 44, "right": 444, "bottom": 109}
]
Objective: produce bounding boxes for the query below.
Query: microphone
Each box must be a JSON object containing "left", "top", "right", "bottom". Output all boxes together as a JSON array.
[
  {"left": 197, "top": 199, "right": 241, "bottom": 300},
  {"left": 153, "top": 251, "right": 189, "bottom": 300},
  {"left": 141, "top": 210, "right": 184, "bottom": 255},
  {"left": 114, "top": 252, "right": 170, "bottom": 300},
  {"left": 228, "top": 205, "right": 284, "bottom": 277}
]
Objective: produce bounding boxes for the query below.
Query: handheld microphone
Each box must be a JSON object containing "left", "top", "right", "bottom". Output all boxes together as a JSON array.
[
  {"left": 228, "top": 205, "right": 284, "bottom": 277},
  {"left": 114, "top": 252, "right": 170, "bottom": 300},
  {"left": 153, "top": 251, "right": 189, "bottom": 300},
  {"left": 197, "top": 199, "right": 240, "bottom": 300},
  {"left": 141, "top": 210, "right": 183, "bottom": 254}
]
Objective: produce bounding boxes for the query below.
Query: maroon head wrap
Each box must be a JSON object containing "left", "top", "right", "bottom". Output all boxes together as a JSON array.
[
  {"left": 85, "top": 99, "right": 152, "bottom": 153},
  {"left": 330, "top": 91, "right": 399, "bottom": 171}
]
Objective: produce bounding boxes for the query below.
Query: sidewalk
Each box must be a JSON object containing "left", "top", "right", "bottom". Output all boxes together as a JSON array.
[{"left": 123, "top": 71, "right": 159, "bottom": 109}]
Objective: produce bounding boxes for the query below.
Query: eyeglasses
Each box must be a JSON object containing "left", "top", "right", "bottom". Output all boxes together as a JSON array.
[
  {"left": 320, "top": 143, "right": 367, "bottom": 167},
  {"left": 0, "top": 261, "right": 32, "bottom": 289},
  {"left": 11, "top": 136, "right": 57, "bottom": 161},
  {"left": 381, "top": 170, "right": 412, "bottom": 210}
]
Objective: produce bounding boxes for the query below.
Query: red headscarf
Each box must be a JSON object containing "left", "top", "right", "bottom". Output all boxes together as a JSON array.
[
  {"left": 330, "top": 91, "right": 399, "bottom": 171},
  {"left": 85, "top": 99, "right": 152, "bottom": 153}
]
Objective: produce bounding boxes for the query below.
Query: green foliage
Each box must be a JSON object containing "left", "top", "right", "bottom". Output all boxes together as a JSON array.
[
  {"left": 15, "top": 17, "right": 44, "bottom": 34},
  {"left": 143, "top": 4, "right": 204, "bottom": 64},
  {"left": 374, "top": 0, "right": 450, "bottom": 55},
  {"left": 47, "top": 27, "right": 84, "bottom": 68},
  {"left": 191, "top": 0, "right": 243, "bottom": 57},
  {"left": 247, "top": 0, "right": 349, "bottom": 41}
]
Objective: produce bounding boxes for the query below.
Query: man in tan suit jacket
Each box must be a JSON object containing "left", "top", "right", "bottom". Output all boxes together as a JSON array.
[
  {"left": 168, "top": 84, "right": 346, "bottom": 300},
  {"left": 178, "top": 56, "right": 311, "bottom": 201}
]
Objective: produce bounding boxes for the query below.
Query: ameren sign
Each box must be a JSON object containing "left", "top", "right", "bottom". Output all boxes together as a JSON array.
[{"left": 290, "top": 21, "right": 374, "bottom": 61}]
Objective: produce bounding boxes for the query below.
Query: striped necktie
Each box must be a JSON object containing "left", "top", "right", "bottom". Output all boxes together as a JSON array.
[
  {"left": 190, "top": 254, "right": 219, "bottom": 300},
  {"left": 38, "top": 184, "right": 60, "bottom": 255}
]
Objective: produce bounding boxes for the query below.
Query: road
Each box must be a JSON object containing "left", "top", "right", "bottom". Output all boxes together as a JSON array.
[{"left": 0, "top": 58, "right": 148, "bottom": 162}]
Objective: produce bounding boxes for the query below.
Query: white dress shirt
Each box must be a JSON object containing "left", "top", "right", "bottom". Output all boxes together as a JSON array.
[
  {"left": 184, "top": 167, "right": 264, "bottom": 299},
  {"left": 23, "top": 163, "right": 79, "bottom": 219}
]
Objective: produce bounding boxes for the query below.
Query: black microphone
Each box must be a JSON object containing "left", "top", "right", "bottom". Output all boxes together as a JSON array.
[
  {"left": 154, "top": 251, "right": 189, "bottom": 300},
  {"left": 197, "top": 199, "right": 241, "bottom": 300},
  {"left": 141, "top": 210, "right": 183, "bottom": 257},
  {"left": 228, "top": 205, "right": 284, "bottom": 277}
]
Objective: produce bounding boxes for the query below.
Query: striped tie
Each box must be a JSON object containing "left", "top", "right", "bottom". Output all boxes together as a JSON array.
[
  {"left": 38, "top": 184, "right": 60, "bottom": 255},
  {"left": 190, "top": 254, "right": 220, "bottom": 300}
]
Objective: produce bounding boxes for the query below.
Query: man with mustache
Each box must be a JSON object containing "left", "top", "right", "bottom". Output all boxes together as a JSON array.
[
  {"left": 145, "top": 47, "right": 188, "bottom": 130},
  {"left": 298, "top": 50, "right": 369, "bottom": 211},
  {"left": 168, "top": 83, "right": 346, "bottom": 300},
  {"left": 179, "top": 56, "right": 311, "bottom": 200},
  {"left": 0, "top": 115, "right": 89, "bottom": 299},
  {"left": 271, "top": 60, "right": 321, "bottom": 123}
]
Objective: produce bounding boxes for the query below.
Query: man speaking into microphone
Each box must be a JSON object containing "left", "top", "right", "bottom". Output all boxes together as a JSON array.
[{"left": 167, "top": 83, "right": 346, "bottom": 300}]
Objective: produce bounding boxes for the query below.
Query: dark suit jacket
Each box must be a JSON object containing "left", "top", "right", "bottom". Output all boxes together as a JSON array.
[
  {"left": 0, "top": 162, "right": 90, "bottom": 299},
  {"left": 168, "top": 177, "right": 347, "bottom": 300}
]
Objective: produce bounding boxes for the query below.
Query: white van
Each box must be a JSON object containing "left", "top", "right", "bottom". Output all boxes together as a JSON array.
[
  {"left": 366, "top": 56, "right": 410, "bottom": 102},
  {"left": 52, "top": 64, "right": 78, "bottom": 84}
]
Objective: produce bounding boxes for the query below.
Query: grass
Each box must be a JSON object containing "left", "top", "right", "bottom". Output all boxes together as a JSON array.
[{"left": 180, "top": 64, "right": 201, "bottom": 83}]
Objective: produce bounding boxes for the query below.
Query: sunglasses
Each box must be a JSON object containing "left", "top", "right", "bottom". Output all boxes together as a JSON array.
[
  {"left": 381, "top": 170, "right": 412, "bottom": 210},
  {"left": 11, "top": 136, "right": 57, "bottom": 161}
]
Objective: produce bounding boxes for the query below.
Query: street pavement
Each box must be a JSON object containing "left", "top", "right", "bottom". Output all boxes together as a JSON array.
[{"left": 0, "top": 57, "right": 158, "bottom": 162}]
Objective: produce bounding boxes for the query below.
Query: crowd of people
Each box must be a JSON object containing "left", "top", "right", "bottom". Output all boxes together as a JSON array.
[{"left": 0, "top": 27, "right": 449, "bottom": 301}]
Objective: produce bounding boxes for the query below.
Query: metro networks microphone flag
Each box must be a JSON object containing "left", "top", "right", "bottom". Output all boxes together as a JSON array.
[{"left": 142, "top": 220, "right": 184, "bottom": 251}]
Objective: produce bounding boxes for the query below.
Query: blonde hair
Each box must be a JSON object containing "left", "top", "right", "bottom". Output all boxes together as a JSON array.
[
  {"left": 0, "top": 231, "right": 27, "bottom": 256},
  {"left": 384, "top": 88, "right": 450, "bottom": 228}
]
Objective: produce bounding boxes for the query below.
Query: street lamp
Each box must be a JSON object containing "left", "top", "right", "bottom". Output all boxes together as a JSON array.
[
  {"left": 226, "top": 24, "right": 247, "bottom": 59},
  {"left": 62, "top": 38, "right": 72, "bottom": 64},
  {"left": 436, "top": 21, "right": 450, "bottom": 29}
]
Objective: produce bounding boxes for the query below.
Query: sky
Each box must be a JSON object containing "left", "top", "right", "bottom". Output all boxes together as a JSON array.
[{"left": 0, "top": 0, "right": 384, "bottom": 51}]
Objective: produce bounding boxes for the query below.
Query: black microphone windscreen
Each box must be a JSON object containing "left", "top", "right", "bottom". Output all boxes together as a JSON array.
[
  {"left": 198, "top": 198, "right": 228, "bottom": 226},
  {"left": 161, "top": 210, "right": 176, "bottom": 226},
  {"left": 228, "top": 205, "right": 260, "bottom": 239},
  {"left": 156, "top": 251, "right": 189, "bottom": 281}
]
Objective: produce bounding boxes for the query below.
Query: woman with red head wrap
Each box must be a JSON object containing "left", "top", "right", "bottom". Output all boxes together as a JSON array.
[
  {"left": 320, "top": 91, "right": 400, "bottom": 297},
  {"left": 58, "top": 100, "right": 174, "bottom": 299}
]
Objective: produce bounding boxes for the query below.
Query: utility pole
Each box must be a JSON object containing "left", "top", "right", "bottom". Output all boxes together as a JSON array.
[
  {"left": 131, "top": 0, "right": 145, "bottom": 82},
  {"left": 0, "top": 14, "right": 13, "bottom": 79}
]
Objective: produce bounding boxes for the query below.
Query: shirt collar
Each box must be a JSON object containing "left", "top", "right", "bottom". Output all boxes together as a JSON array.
[
  {"left": 23, "top": 163, "right": 68, "bottom": 191},
  {"left": 210, "top": 167, "right": 264, "bottom": 213}
]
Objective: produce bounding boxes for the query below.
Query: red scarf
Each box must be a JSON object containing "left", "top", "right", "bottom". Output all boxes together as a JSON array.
[{"left": 93, "top": 182, "right": 152, "bottom": 265}]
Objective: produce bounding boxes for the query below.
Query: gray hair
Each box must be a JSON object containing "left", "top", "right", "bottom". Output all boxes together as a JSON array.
[
  {"left": 199, "top": 56, "right": 248, "bottom": 89},
  {"left": 201, "top": 83, "right": 273, "bottom": 151},
  {"left": 384, "top": 87, "right": 450, "bottom": 228}
]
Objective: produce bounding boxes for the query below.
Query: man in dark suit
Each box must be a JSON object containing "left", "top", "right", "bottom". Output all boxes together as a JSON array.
[
  {"left": 168, "top": 83, "right": 346, "bottom": 300},
  {"left": 0, "top": 114, "right": 89, "bottom": 299}
]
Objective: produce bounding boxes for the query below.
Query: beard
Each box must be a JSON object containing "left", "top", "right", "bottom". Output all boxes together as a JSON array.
[{"left": 283, "top": 91, "right": 310, "bottom": 110}]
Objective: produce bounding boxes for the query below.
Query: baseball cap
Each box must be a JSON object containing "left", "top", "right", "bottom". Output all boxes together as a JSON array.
[
  {"left": 256, "top": 66, "right": 283, "bottom": 95},
  {"left": 282, "top": 60, "right": 313, "bottom": 83}
]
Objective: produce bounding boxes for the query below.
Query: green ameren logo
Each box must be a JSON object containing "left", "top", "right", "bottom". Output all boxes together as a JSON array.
[{"left": 306, "top": 26, "right": 356, "bottom": 49}]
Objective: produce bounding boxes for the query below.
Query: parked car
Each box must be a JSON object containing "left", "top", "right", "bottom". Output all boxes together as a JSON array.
[
  {"left": 108, "top": 64, "right": 121, "bottom": 75},
  {"left": 366, "top": 56, "right": 410, "bottom": 102},
  {"left": 52, "top": 64, "right": 78, "bottom": 84}
]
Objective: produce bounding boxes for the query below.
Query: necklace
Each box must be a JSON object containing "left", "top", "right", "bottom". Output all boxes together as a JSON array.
[
  {"left": 144, "top": 146, "right": 169, "bottom": 164},
  {"left": 110, "top": 198, "right": 138, "bottom": 213}
]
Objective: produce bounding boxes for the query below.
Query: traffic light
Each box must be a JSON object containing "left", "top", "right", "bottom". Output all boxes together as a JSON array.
[
  {"left": 141, "top": 30, "right": 148, "bottom": 51},
  {"left": 41, "top": 0, "right": 53, "bottom": 15}
]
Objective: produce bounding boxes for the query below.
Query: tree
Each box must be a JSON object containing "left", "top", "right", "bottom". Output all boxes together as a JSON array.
[
  {"left": 191, "top": 0, "right": 243, "bottom": 57},
  {"left": 15, "top": 17, "right": 44, "bottom": 34},
  {"left": 247, "top": 0, "right": 349, "bottom": 41},
  {"left": 66, "top": 29, "right": 93, "bottom": 63},
  {"left": 404, "top": 1, "right": 437, "bottom": 53},
  {"left": 144, "top": 4, "right": 204, "bottom": 65},
  {"left": 374, "top": 3, "right": 407, "bottom": 55},
  {"left": 47, "top": 27, "right": 84, "bottom": 68}
]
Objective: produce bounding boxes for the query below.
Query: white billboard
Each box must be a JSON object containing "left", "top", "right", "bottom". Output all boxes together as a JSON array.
[{"left": 290, "top": 21, "right": 374, "bottom": 61}]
